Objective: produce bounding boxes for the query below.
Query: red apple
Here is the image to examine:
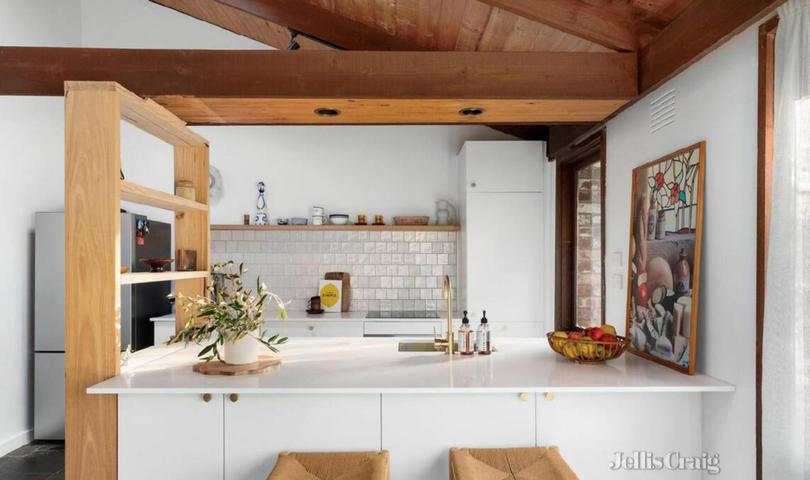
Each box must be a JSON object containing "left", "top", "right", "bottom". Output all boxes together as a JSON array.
[
  {"left": 601, "top": 334, "right": 618, "bottom": 352},
  {"left": 588, "top": 327, "right": 605, "bottom": 341},
  {"left": 568, "top": 331, "right": 584, "bottom": 340}
]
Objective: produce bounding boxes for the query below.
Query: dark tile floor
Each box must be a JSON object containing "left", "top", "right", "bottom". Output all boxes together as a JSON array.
[{"left": 0, "top": 441, "right": 64, "bottom": 480}]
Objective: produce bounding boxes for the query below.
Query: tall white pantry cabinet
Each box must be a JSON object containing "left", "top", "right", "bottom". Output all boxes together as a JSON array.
[{"left": 456, "top": 141, "right": 551, "bottom": 336}]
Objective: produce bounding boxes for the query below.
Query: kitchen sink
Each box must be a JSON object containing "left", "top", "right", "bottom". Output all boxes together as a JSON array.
[{"left": 398, "top": 341, "right": 441, "bottom": 352}]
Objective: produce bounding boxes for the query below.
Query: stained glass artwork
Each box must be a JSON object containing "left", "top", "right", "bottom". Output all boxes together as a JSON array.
[
  {"left": 645, "top": 148, "right": 700, "bottom": 234},
  {"left": 626, "top": 143, "right": 705, "bottom": 375}
]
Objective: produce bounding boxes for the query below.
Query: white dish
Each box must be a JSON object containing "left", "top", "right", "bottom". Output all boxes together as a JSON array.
[{"left": 329, "top": 215, "right": 349, "bottom": 225}]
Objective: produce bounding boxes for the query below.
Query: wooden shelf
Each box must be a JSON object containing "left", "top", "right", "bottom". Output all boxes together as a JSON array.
[
  {"left": 211, "top": 224, "right": 461, "bottom": 232},
  {"left": 120, "top": 181, "right": 208, "bottom": 212},
  {"left": 121, "top": 270, "right": 209, "bottom": 285},
  {"left": 66, "top": 82, "right": 208, "bottom": 147}
]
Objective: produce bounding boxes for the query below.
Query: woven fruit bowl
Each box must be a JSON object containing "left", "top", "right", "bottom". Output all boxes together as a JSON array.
[{"left": 547, "top": 331, "right": 630, "bottom": 364}]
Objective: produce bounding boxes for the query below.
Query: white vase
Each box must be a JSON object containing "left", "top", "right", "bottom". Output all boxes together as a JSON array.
[{"left": 222, "top": 332, "right": 259, "bottom": 365}]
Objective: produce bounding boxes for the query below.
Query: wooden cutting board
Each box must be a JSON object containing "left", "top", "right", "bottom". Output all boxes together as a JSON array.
[
  {"left": 325, "top": 272, "right": 351, "bottom": 312},
  {"left": 192, "top": 355, "right": 281, "bottom": 376}
]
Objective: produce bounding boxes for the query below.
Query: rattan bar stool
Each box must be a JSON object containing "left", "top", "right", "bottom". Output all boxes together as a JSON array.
[
  {"left": 449, "top": 446, "right": 578, "bottom": 480},
  {"left": 267, "top": 451, "right": 390, "bottom": 480}
]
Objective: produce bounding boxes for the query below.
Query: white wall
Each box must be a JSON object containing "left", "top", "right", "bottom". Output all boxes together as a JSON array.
[
  {"left": 197, "top": 125, "right": 512, "bottom": 225},
  {"left": 0, "top": 97, "right": 67, "bottom": 455},
  {"left": 79, "top": 0, "right": 268, "bottom": 49},
  {"left": 0, "top": 0, "right": 82, "bottom": 47},
  {"left": 0, "top": 0, "right": 82, "bottom": 456},
  {"left": 605, "top": 23, "right": 761, "bottom": 480},
  {"left": 0, "top": 0, "right": 516, "bottom": 453}
]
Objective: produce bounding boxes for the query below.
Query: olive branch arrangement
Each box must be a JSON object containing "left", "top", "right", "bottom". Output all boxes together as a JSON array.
[{"left": 168, "top": 261, "right": 289, "bottom": 362}]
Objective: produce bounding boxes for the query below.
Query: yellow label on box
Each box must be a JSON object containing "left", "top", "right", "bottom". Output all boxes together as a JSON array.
[{"left": 320, "top": 283, "right": 339, "bottom": 308}]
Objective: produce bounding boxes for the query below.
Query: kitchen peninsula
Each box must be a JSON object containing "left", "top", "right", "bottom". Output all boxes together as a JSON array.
[{"left": 90, "top": 338, "right": 733, "bottom": 480}]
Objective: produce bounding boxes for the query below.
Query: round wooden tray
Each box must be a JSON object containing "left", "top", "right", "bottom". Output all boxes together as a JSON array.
[{"left": 192, "top": 355, "right": 281, "bottom": 376}]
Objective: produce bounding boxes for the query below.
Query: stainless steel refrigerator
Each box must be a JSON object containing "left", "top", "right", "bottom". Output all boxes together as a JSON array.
[{"left": 34, "top": 211, "right": 173, "bottom": 439}]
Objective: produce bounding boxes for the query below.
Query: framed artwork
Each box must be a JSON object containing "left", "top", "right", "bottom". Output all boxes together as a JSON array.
[{"left": 625, "top": 142, "right": 705, "bottom": 375}]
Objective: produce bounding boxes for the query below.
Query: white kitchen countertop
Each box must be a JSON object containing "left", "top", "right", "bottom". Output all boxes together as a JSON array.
[{"left": 90, "top": 338, "right": 734, "bottom": 395}]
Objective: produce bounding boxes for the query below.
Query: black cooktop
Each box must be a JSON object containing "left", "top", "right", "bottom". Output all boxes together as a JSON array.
[{"left": 365, "top": 310, "right": 440, "bottom": 319}]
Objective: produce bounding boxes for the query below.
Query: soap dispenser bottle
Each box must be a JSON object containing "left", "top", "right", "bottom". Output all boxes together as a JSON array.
[
  {"left": 476, "top": 310, "right": 491, "bottom": 355},
  {"left": 457, "top": 311, "right": 475, "bottom": 355}
]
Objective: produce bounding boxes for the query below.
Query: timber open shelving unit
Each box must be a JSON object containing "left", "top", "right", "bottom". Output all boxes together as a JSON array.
[{"left": 64, "top": 81, "right": 210, "bottom": 479}]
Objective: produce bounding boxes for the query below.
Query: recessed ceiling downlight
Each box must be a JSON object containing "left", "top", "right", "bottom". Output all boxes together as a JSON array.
[
  {"left": 459, "top": 107, "right": 486, "bottom": 117},
  {"left": 314, "top": 107, "right": 341, "bottom": 117}
]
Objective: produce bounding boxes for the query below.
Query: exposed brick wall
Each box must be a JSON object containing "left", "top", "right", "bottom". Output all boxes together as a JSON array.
[{"left": 575, "top": 163, "right": 602, "bottom": 328}]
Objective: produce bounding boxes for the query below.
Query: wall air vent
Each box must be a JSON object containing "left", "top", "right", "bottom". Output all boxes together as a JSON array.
[{"left": 649, "top": 88, "right": 676, "bottom": 133}]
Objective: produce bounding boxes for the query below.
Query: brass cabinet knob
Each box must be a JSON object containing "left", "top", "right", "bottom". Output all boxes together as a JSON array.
[
  {"left": 308, "top": 326, "right": 315, "bottom": 331},
  {"left": 202, "top": 393, "right": 212, "bottom": 403},
  {"left": 229, "top": 393, "right": 239, "bottom": 403},
  {"left": 545, "top": 392, "right": 556, "bottom": 401},
  {"left": 518, "top": 392, "right": 530, "bottom": 402}
]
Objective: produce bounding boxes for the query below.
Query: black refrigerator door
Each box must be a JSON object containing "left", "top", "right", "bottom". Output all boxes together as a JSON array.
[{"left": 126, "top": 214, "right": 173, "bottom": 351}]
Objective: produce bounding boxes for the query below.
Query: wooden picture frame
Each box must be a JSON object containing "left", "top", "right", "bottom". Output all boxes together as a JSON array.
[{"left": 625, "top": 142, "right": 705, "bottom": 375}]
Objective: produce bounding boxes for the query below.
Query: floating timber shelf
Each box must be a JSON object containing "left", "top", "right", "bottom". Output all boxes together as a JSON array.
[
  {"left": 121, "top": 270, "right": 209, "bottom": 285},
  {"left": 120, "top": 181, "right": 208, "bottom": 212},
  {"left": 210, "top": 224, "right": 461, "bottom": 232}
]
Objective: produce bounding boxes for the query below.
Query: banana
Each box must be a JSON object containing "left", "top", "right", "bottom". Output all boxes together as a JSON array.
[{"left": 562, "top": 342, "right": 578, "bottom": 359}]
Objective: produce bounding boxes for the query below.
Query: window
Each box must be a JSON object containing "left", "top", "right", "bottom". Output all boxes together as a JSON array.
[
  {"left": 575, "top": 163, "right": 603, "bottom": 329},
  {"left": 553, "top": 129, "right": 606, "bottom": 331}
]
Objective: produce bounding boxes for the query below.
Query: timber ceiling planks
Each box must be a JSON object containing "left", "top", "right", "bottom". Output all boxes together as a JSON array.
[
  {"left": 143, "top": 0, "right": 785, "bottom": 131},
  {"left": 5, "top": 0, "right": 776, "bottom": 133},
  {"left": 153, "top": 0, "right": 616, "bottom": 52},
  {"left": 308, "top": 0, "right": 612, "bottom": 52}
]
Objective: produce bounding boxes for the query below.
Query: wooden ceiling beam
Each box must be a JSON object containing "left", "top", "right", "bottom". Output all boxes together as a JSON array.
[
  {"left": 149, "top": 97, "right": 627, "bottom": 125},
  {"left": 207, "top": 0, "right": 423, "bottom": 51},
  {"left": 640, "top": 0, "right": 787, "bottom": 93},
  {"left": 0, "top": 47, "right": 637, "bottom": 99},
  {"left": 476, "top": 0, "right": 638, "bottom": 51},
  {"left": 150, "top": 0, "right": 329, "bottom": 50}
]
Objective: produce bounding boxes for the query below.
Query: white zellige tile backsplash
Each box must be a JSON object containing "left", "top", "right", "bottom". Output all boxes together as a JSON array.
[{"left": 211, "top": 229, "right": 457, "bottom": 313}]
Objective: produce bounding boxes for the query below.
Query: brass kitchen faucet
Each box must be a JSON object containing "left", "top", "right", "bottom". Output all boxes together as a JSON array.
[{"left": 433, "top": 275, "right": 455, "bottom": 355}]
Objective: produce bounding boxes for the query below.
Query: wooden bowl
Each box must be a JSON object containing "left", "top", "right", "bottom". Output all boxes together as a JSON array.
[
  {"left": 546, "top": 332, "right": 630, "bottom": 364},
  {"left": 139, "top": 258, "right": 174, "bottom": 272}
]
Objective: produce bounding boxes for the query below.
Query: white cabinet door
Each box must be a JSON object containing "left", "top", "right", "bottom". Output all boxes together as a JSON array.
[
  {"left": 382, "top": 393, "right": 535, "bottom": 480},
  {"left": 463, "top": 141, "right": 543, "bottom": 193},
  {"left": 119, "top": 394, "right": 223, "bottom": 480},
  {"left": 537, "top": 393, "right": 702, "bottom": 479},
  {"left": 264, "top": 321, "right": 364, "bottom": 337},
  {"left": 224, "top": 394, "right": 381, "bottom": 480},
  {"left": 465, "top": 192, "right": 543, "bottom": 326}
]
